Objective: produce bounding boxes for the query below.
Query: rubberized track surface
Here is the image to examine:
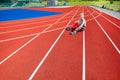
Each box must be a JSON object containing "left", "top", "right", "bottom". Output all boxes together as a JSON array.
[{"left": 0, "top": 6, "right": 120, "bottom": 80}]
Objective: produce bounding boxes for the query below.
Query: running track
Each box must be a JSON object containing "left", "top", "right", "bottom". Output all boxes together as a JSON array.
[{"left": 0, "top": 6, "right": 120, "bottom": 80}]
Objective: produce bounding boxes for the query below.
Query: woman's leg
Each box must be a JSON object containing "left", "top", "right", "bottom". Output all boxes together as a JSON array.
[{"left": 66, "top": 22, "right": 79, "bottom": 31}]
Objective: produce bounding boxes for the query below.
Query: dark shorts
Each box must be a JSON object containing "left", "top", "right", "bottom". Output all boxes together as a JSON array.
[{"left": 82, "top": 25, "right": 86, "bottom": 29}]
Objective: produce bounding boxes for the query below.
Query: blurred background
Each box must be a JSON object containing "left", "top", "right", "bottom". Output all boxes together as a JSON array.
[{"left": 0, "top": 0, "right": 120, "bottom": 12}]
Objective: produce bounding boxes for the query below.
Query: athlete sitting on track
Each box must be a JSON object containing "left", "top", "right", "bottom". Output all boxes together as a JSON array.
[{"left": 66, "top": 13, "right": 86, "bottom": 35}]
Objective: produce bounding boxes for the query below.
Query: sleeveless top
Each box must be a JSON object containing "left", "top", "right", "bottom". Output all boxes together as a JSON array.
[{"left": 78, "top": 19, "right": 86, "bottom": 27}]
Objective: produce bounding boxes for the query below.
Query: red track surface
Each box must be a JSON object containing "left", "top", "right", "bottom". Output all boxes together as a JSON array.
[{"left": 0, "top": 6, "right": 120, "bottom": 80}]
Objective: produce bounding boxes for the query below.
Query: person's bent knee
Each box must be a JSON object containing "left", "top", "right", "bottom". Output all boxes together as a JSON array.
[{"left": 66, "top": 27, "right": 72, "bottom": 31}]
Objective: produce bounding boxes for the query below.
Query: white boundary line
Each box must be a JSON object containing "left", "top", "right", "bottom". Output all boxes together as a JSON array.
[
  {"left": 0, "top": 15, "right": 59, "bottom": 25},
  {"left": 0, "top": 18, "right": 83, "bottom": 35},
  {"left": 84, "top": 10, "right": 95, "bottom": 17},
  {"left": 0, "top": 8, "right": 98, "bottom": 42},
  {"left": 0, "top": 6, "right": 75, "bottom": 25},
  {"left": 0, "top": 13, "right": 63, "bottom": 25},
  {"left": 0, "top": 16, "right": 89, "bottom": 35},
  {"left": 0, "top": 9, "right": 73, "bottom": 65},
  {"left": 0, "top": 27, "right": 65, "bottom": 42},
  {"left": 91, "top": 6, "right": 120, "bottom": 20},
  {"left": 91, "top": 6, "right": 120, "bottom": 29},
  {"left": 82, "top": 31, "right": 86, "bottom": 80},
  {"left": 82, "top": 6, "right": 86, "bottom": 80},
  {"left": 86, "top": 12, "right": 102, "bottom": 22},
  {"left": 0, "top": 18, "right": 57, "bottom": 28},
  {"left": 0, "top": 24, "right": 49, "bottom": 34},
  {"left": 0, "top": 15, "right": 67, "bottom": 29},
  {"left": 28, "top": 7, "right": 80, "bottom": 80},
  {"left": 0, "top": 11, "right": 98, "bottom": 42},
  {"left": 87, "top": 6, "right": 120, "bottom": 54},
  {"left": 95, "top": 19, "right": 120, "bottom": 54},
  {"left": 101, "top": 15, "right": 120, "bottom": 29},
  {"left": 82, "top": 6, "right": 102, "bottom": 22},
  {"left": 0, "top": 20, "right": 68, "bottom": 34},
  {"left": 0, "top": 13, "right": 74, "bottom": 29}
]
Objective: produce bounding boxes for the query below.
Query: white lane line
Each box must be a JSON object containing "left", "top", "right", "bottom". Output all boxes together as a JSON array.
[
  {"left": 101, "top": 15, "right": 120, "bottom": 29},
  {"left": 86, "top": 11, "right": 102, "bottom": 22},
  {"left": 0, "top": 25, "right": 73, "bottom": 42},
  {"left": 0, "top": 24, "right": 49, "bottom": 34},
  {"left": 0, "top": 20, "right": 68, "bottom": 34},
  {"left": 85, "top": 10, "right": 95, "bottom": 17},
  {"left": 82, "top": 6, "right": 86, "bottom": 80},
  {"left": 91, "top": 6, "right": 120, "bottom": 20},
  {"left": 0, "top": 14, "right": 73, "bottom": 29},
  {"left": 87, "top": 6, "right": 120, "bottom": 54},
  {"left": 0, "top": 27, "right": 66, "bottom": 42},
  {"left": 0, "top": 34, "right": 39, "bottom": 65},
  {"left": 0, "top": 10, "right": 73, "bottom": 65},
  {"left": 28, "top": 8, "right": 80, "bottom": 80},
  {"left": 82, "top": 31, "right": 86, "bottom": 80},
  {"left": 95, "top": 19, "right": 120, "bottom": 54},
  {"left": 0, "top": 15, "right": 95, "bottom": 38},
  {"left": 0, "top": 15, "right": 62, "bottom": 26},
  {"left": 83, "top": 6, "right": 102, "bottom": 22},
  {"left": 0, "top": 18, "right": 58, "bottom": 28},
  {"left": 90, "top": 6, "right": 120, "bottom": 29},
  {"left": 0, "top": 11, "right": 97, "bottom": 42},
  {"left": 28, "top": 29, "right": 66, "bottom": 80}
]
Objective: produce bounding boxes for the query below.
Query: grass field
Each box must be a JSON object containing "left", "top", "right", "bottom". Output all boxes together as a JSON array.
[
  {"left": 67, "top": 1, "right": 120, "bottom": 12},
  {"left": 25, "top": 1, "right": 120, "bottom": 12},
  {"left": 68, "top": 1, "right": 120, "bottom": 5},
  {"left": 0, "top": 1, "right": 120, "bottom": 12}
]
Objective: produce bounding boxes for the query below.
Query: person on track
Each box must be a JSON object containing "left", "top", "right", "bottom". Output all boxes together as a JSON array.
[{"left": 66, "top": 13, "right": 86, "bottom": 35}]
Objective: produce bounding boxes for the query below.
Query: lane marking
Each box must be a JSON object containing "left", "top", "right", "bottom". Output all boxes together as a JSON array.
[
  {"left": 84, "top": 10, "right": 95, "bottom": 17},
  {"left": 87, "top": 6, "right": 120, "bottom": 54},
  {"left": 0, "top": 14, "right": 73, "bottom": 29},
  {"left": 0, "top": 24, "right": 49, "bottom": 34},
  {"left": 82, "top": 31, "right": 86, "bottom": 80},
  {"left": 28, "top": 8, "right": 80, "bottom": 80},
  {"left": 0, "top": 16, "right": 95, "bottom": 35},
  {"left": 0, "top": 20, "right": 68, "bottom": 34},
  {"left": 82, "top": 6, "right": 86, "bottom": 80},
  {"left": 0, "top": 9, "right": 73, "bottom": 65},
  {"left": 90, "top": 6, "right": 120, "bottom": 29},
  {"left": 0, "top": 10, "right": 97, "bottom": 42},
  {"left": 86, "top": 11, "right": 102, "bottom": 22},
  {"left": 0, "top": 27, "right": 65, "bottom": 42},
  {"left": 91, "top": 6, "right": 120, "bottom": 20},
  {"left": 101, "top": 15, "right": 120, "bottom": 29},
  {"left": 95, "top": 19, "right": 120, "bottom": 54},
  {"left": 0, "top": 17, "right": 58, "bottom": 28},
  {"left": 0, "top": 15, "right": 62, "bottom": 26}
]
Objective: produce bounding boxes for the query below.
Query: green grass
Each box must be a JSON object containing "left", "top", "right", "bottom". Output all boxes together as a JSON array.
[
  {"left": 68, "top": 1, "right": 109, "bottom": 5},
  {"left": 67, "top": 1, "right": 120, "bottom": 12},
  {"left": 101, "top": 4, "right": 120, "bottom": 11},
  {"left": 25, "top": 3, "right": 44, "bottom": 7},
  {"left": 0, "top": 1, "right": 120, "bottom": 12},
  {"left": 67, "top": 1, "right": 120, "bottom": 5}
]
